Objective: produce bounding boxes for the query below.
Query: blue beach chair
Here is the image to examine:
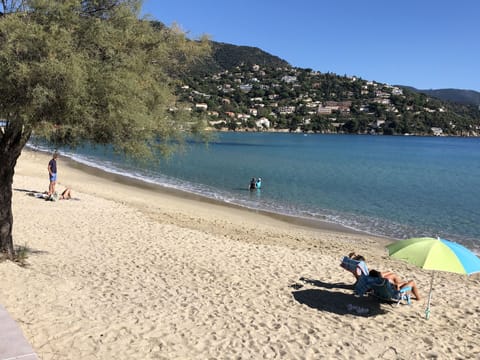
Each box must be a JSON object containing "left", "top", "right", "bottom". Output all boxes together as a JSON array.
[
  {"left": 370, "top": 279, "right": 412, "bottom": 306},
  {"left": 340, "top": 256, "right": 369, "bottom": 280},
  {"left": 354, "top": 274, "right": 381, "bottom": 296},
  {"left": 354, "top": 275, "right": 411, "bottom": 306}
]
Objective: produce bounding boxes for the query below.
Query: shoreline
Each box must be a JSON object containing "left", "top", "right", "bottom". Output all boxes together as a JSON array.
[
  {"left": 214, "top": 128, "right": 480, "bottom": 137},
  {"left": 64, "top": 152, "right": 371, "bottom": 237},
  {"left": 31, "top": 147, "right": 389, "bottom": 241},
  {"left": 2, "top": 148, "right": 479, "bottom": 359},
  {"left": 21, "top": 148, "right": 391, "bottom": 254}
]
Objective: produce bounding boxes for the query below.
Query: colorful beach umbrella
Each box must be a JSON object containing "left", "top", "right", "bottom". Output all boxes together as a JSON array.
[{"left": 387, "top": 237, "right": 480, "bottom": 319}]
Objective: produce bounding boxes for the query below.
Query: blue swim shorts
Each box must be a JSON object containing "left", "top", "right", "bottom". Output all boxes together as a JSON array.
[{"left": 50, "top": 173, "right": 57, "bottom": 182}]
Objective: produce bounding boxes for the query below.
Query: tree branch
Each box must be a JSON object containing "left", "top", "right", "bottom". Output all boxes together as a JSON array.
[{"left": 0, "top": 0, "right": 27, "bottom": 14}]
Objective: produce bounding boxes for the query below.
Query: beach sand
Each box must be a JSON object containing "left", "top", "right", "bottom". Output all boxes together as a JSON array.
[{"left": 1, "top": 149, "right": 479, "bottom": 359}]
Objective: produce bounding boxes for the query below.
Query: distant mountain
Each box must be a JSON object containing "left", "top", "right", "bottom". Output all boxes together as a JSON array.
[
  {"left": 200, "top": 43, "right": 479, "bottom": 108},
  {"left": 190, "top": 41, "right": 290, "bottom": 75},
  {"left": 156, "top": 25, "right": 479, "bottom": 135},
  {"left": 404, "top": 87, "right": 480, "bottom": 106},
  {"left": 149, "top": 20, "right": 290, "bottom": 75},
  {"left": 179, "top": 60, "right": 480, "bottom": 136}
]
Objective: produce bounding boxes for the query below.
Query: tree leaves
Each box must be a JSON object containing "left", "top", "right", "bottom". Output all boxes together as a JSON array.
[{"left": 0, "top": 0, "right": 210, "bottom": 158}]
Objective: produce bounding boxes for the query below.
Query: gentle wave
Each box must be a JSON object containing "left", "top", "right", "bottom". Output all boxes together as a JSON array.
[
  {"left": 27, "top": 133, "right": 480, "bottom": 254},
  {"left": 28, "top": 143, "right": 385, "bottom": 235}
]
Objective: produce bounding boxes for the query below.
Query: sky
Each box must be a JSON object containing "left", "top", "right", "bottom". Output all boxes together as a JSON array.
[{"left": 141, "top": 0, "right": 479, "bottom": 92}]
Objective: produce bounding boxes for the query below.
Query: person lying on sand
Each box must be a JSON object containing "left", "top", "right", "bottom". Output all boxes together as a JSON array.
[
  {"left": 369, "top": 269, "right": 421, "bottom": 300},
  {"left": 29, "top": 188, "right": 74, "bottom": 201},
  {"left": 60, "top": 188, "right": 72, "bottom": 200}
]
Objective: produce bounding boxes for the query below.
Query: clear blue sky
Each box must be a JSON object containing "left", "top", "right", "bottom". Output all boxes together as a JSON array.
[{"left": 141, "top": 0, "right": 479, "bottom": 91}]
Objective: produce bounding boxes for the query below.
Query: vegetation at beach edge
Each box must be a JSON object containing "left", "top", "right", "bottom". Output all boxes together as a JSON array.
[{"left": 0, "top": 0, "right": 210, "bottom": 258}]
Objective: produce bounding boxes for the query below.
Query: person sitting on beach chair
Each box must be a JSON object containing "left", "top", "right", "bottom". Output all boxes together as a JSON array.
[
  {"left": 340, "top": 252, "right": 369, "bottom": 281},
  {"left": 354, "top": 273, "right": 412, "bottom": 306},
  {"left": 368, "top": 269, "right": 421, "bottom": 301}
]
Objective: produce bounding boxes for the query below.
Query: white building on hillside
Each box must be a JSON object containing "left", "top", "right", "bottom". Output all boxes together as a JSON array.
[{"left": 256, "top": 117, "right": 270, "bottom": 129}]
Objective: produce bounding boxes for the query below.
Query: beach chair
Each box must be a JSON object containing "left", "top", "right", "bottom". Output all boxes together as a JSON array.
[
  {"left": 340, "top": 256, "right": 369, "bottom": 280},
  {"left": 354, "top": 275, "right": 411, "bottom": 306},
  {"left": 370, "top": 279, "right": 412, "bottom": 306},
  {"left": 354, "top": 274, "right": 380, "bottom": 297}
]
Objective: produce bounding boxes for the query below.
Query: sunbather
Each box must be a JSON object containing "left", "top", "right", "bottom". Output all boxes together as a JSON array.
[
  {"left": 369, "top": 269, "right": 421, "bottom": 300},
  {"left": 60, "top": 188, "right": 72, "bottom": 200},
  {"left": 340, "top": 252, "right": 369, "bottom": 281}
]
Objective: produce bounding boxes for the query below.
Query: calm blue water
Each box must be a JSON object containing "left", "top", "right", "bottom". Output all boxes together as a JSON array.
[{"left": 32, "top": 133, "right": 480, "bottom": 250}]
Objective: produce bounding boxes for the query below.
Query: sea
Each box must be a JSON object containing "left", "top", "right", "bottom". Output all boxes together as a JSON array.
[{"left": 30, "top": 133, "right": 480, "bottom": 251}]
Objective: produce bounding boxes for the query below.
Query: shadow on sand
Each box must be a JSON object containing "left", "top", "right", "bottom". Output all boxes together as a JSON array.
[
  {"left": 14, "top": 188, "right": 43, "bottom": 193},
  {"left": 291, "top": 278, "right": 386, "bottom": 317},
  {"left": 299, "top": 277, "right": 354, "bottom": 290}
]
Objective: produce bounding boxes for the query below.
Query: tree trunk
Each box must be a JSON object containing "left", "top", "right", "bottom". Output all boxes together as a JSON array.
[{"left": 0, "top": 121, "right": 31, "bottom": 259}]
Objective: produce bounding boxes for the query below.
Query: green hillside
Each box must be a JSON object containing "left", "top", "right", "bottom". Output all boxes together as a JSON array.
[
  {"left": 190, "top": 41, "right": 290, "bottom": 75},
  {"left": 177, "top": 59, "right": 480, "bottom": 136},
  {"left": 412, "top": 88, "right": 480, "bottom": 106},
  {"left": 154, "top": 21, "right": 479, "bottom": 136}
]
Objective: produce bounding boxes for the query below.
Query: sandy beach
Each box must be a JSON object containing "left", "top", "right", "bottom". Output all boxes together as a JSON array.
[{"left": 1, "top": 149, "right": 479, "bottom": 359}]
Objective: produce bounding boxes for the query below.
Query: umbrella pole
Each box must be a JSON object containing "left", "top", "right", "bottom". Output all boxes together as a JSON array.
[{"left": 425, "top": 271, "right": 435, "bottom": 319}]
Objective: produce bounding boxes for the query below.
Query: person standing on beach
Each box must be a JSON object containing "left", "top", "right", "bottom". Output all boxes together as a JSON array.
[{"left": 47, "top": 151, "right": 59, "bottom": 196}]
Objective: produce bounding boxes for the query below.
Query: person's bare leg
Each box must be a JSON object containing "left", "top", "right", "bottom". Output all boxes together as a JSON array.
[
  {"left": 48, "top": 180, "right": 55, "bottom": 196},
  {"left": 403, "top": 280, "right": 421, "bottom": 300}
]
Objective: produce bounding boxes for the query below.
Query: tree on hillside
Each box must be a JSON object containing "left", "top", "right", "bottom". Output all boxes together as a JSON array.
[{"left": 0, "top": 0, "right": 209, "bottom": 259}]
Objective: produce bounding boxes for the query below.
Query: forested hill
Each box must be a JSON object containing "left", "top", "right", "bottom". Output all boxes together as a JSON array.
[
  {"left": 172, "top": 36, "right": 480, "bottom": 136},
  {"left": 190, "top": 41, "right": 290, "bottom": 75},
  {"left": 406, "top": 88, "right": 480, "bottom": 106}
]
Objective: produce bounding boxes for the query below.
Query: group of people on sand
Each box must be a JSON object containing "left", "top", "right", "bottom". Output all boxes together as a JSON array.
[
  {"left": 249, "top": 177, "right": 262, "bottom": 190},
  {"left": 46, "top": 151, "right": 73, "bottom": 201},
  {"left": 344, "top": 251, "right": 421, "bottom": 301}
]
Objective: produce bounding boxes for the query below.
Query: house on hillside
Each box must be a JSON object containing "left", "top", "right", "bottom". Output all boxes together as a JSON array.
[
  {"left": 391, "top": 87, "right": 403, "bottom": 95},
  {"left": 278, "top": 106, "right": 295, "bottom": 115},
  {"left": 256, "top": 117, "right": 270, "bottom": 129},
  {"left": 195, "top": 103, "right": 208, "bottom": 111},
  {"left": 281, "top": 75, "right": 297, "bottom": 83},
  {"left": 237, "top": 113, "right": 251, "bottom": 120},
  {"left": 239, "top": 84, "right": 253, "bottom": 92},
  {"left": 317, "top": 106, "right": 334, "bottom": 115}
]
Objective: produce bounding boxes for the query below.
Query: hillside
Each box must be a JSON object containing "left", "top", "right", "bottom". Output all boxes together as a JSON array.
[
  {"left": 190, "top": 41, "right": 289, "bottom": 75},
  {"left": 176, "top": 41, "right": 480, "bottom": 136},
  {"left": 410, "top": 88, "right": 480, "bottom": 106}
]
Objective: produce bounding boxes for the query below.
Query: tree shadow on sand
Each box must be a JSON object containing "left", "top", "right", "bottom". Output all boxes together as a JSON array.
[
  {"left": 14, "top": 188, "right": 43, "bottom": 193},
  {"left": 291, "top": 279, "right": 386, "bottom": 317}
]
